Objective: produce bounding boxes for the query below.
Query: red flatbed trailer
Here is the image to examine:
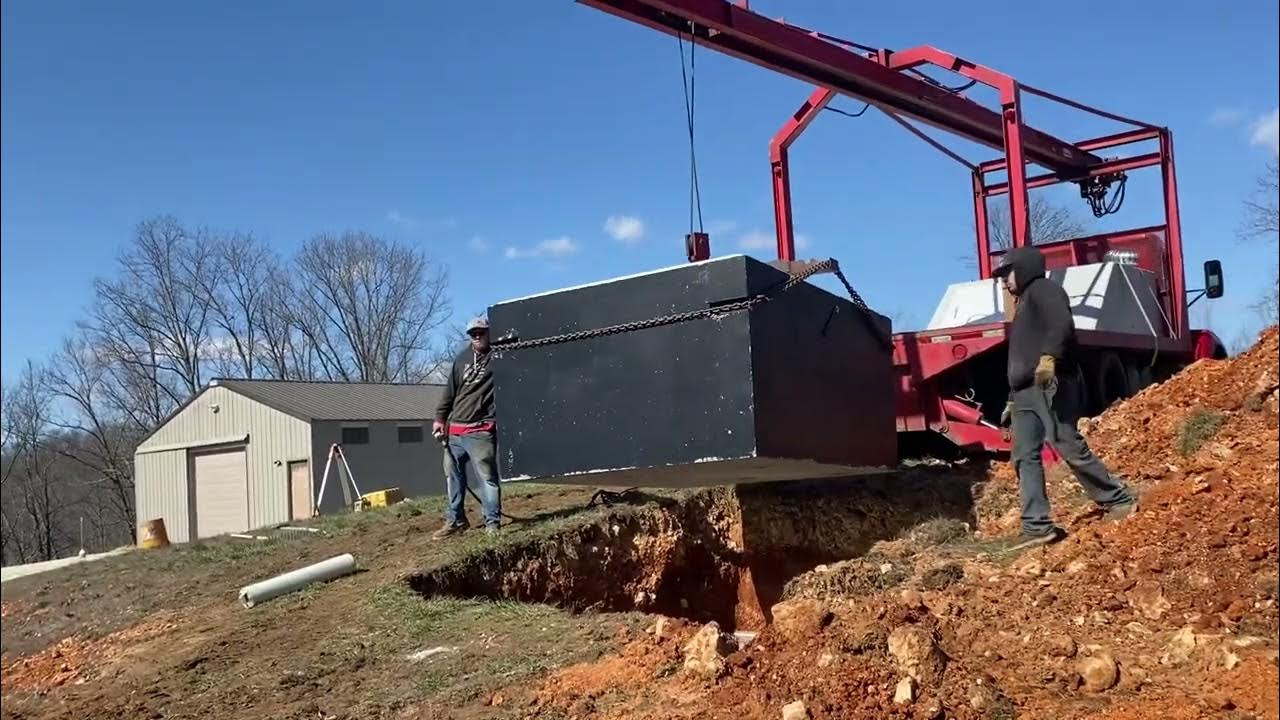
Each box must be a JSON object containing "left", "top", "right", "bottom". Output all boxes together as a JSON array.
[{"left": 580, "top": 0, "right": 1227, "bottom": 457}]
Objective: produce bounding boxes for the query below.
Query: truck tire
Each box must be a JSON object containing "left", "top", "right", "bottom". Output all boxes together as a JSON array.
[
  {"left": 1091, "top": 352, "right": 1131, "bottom": 412},
  {"left": 1125, "top": 363, "right": 1145, "bottom": 396}
]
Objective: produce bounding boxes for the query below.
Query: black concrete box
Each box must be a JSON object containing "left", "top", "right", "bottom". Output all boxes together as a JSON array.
[{"left": 488, "top": 255, "right": 896, "bottom": 487}]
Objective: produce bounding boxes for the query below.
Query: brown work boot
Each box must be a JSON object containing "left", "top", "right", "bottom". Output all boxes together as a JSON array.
[
  {"left": 431, "top": 521, "right": 469, "bottom": 540},
  {"left": 984, "top": 526, "right": 1067, "bottom": 554},
  {"left": 1103, "top": 498, "right": 1139, "bottom": 522}
]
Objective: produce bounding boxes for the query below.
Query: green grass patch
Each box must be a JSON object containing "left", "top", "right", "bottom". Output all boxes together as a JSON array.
[{"left": 1176, "top": 408, "right": 1226, "bottom": 456}]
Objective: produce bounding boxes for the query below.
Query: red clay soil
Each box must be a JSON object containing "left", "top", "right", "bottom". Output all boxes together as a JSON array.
[
  {"left": 1, "top": 613, "right": 180, "bottom": 694},
  {"left": 521, "top": 327, "right": 1280, "bottom": 720}
]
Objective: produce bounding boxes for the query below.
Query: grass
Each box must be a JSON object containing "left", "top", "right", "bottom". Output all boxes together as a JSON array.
[
  {"left": 905, "top": 517, "right": 972, "bottom": 547},
  {"left": 1176, "top": 409, "right": 1226, "bottom": 457}
]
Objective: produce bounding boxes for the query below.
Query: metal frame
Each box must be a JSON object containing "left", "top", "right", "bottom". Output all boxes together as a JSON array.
[{"left": 582, "top": 0, "right": 1210, "bottom": 456}]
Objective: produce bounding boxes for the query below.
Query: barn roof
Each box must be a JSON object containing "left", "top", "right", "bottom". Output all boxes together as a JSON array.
[{"left": 214, "top": 379, "right": 445, "bottom": 422}]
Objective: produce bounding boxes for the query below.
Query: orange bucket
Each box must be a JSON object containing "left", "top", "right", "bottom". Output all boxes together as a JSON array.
[{"left": 139, "top": 518, "right": 170, "bottom": 549}]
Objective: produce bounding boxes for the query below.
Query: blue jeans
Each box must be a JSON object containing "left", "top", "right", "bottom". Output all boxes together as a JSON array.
[
  {"left": 1011, "top": 378, "right": 1132, "bottom": 535},
  {"left": 443, "top": 431, "right": 501, "bottom": 528}
]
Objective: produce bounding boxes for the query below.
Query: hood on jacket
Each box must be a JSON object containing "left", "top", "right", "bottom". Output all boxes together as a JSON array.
[{"left": 992, "top": 245, "right": 1047, "bottom": 296}]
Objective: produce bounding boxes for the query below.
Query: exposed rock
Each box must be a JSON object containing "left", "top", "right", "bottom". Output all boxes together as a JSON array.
[
  {"left": 1223, "top": 650, "right": 1242, "bottom": 671},
  {"left": 887, "top": 625, "right": 947, "bottom": 685},
  {"left": 770, "top": 599, "right": 833, "bottom": 642},
  {"left": 1128, "top": 581, "right": 1173, "bottom": 620},
  {"left": 899, "top": 589, "right": 925, "bottom": 610},
  {"left": 1162, "top": 626, "right": 1200, "bottom": 665},
  {"left": 682, "top": 622, "right": 738, "bottom": 680},
  {"left": 968, "top": 683, "right": 997, "bottom": 711},
  {"left": 1077, "top": 652, "right": 1119, "bottom": 693},
  {"left": 1047, "top": 633, "right": 1078, "bottom": 658},
  {"left": 894, "top": 676, "right": 917, "bottom": 705},
  {"left": 781, "top": 699, "right": 810, "bottom": 720}
]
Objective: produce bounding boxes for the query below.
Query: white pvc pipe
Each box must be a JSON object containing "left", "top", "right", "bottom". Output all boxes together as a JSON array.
[{"left": 238, "top": 554, "right": 357, "bottom": 608}]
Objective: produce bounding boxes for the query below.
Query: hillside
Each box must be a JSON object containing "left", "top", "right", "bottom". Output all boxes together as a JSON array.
[{"left": 1, "top": 329, "right": 1276, "bottom": 719}]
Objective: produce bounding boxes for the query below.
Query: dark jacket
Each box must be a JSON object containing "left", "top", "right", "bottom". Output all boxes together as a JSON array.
[
  {"left": 434, "top": 345, "right": 495, "bottom": 424},
  {"left": 1001, "top": 246, "right": 1078, "bottom": 391}
]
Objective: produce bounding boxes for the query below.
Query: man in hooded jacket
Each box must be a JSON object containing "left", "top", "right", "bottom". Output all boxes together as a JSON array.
[{"left": 993, "top": 245, "right": 1137, "bottom": 549}]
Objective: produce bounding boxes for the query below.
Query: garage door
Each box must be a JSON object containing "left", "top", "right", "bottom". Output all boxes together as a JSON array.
[{"left": 194, "top": 448, "right": 249, "bottom": 538}]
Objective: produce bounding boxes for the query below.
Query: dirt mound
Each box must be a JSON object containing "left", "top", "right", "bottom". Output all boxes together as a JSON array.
[
  {"left": 0, "top": 614, "right": 178, "bottom": 694},
  {"left": 1085, "top": 325, "right": 1279, "bottom": 483},
  {"left": 520, "top": 329, "right": 1280, "bottom": 719}
]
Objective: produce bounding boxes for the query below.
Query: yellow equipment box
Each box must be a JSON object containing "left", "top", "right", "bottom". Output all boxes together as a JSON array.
[{"left": 359, "top": 487, "right": 403, "bottom": 509}]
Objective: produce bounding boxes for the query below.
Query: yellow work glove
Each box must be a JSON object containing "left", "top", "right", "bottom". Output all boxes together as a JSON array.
[{"left": 1034, "top": 354, "right": 1056, "bottom": 387}]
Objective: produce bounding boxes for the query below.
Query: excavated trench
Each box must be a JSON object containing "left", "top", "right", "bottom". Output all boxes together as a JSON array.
[{"left": 407, "top": 469, "right": 979, "bottom": 631}]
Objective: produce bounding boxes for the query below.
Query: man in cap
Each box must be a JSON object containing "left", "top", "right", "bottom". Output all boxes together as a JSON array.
[
  {"left": 993, "top": 245, "right": 1137, "bottom": 550},
  {"left": 432, "top": 316, "right": 502, "bottom": 537}
]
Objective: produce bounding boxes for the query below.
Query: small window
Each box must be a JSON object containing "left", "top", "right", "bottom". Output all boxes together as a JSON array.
[
  {"left": 341, "top": 426, "right": 369, "bottom": 445},
  {"left": 398, "top": 425, "right": 424, "bottom": 444}
]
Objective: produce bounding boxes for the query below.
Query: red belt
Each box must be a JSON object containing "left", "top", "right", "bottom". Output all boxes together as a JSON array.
[{"left": 449, "top": 421, "right": 495, "bottom": 436}]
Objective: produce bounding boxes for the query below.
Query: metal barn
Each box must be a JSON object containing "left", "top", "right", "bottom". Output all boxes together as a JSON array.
[{"left": 134, "top": 379, "right": 445, "bottom": 544}]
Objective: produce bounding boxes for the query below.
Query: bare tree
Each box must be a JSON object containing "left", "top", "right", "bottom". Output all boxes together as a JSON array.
[
  {"left": 292, "top": 232, "right": 451, "bottom": 382},
  {"left": 42, "top": 333, "right": 141, "bottom": 534},
  {"left": 4, "top": 363, "right": 63, "bottom": 561},
  {"left": 1238, "top": 159, "right": 1279, "bottom": 325},
  {"left": 85, "top": 216, "right": 218, "bottom": 423},
  {"left": 1240, "top": 158, "right": 1279, "bottom": 239},
  {"left": 986, "top": 195, "right": 1089, "bottom": 251},
  {"left": 196, "top": 231, "right": 278, "bottom": 379}
]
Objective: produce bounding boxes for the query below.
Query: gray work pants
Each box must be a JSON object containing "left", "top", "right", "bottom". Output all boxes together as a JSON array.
[{"left": 1010, "top": 378, "right": 1132, "bottom": 535}]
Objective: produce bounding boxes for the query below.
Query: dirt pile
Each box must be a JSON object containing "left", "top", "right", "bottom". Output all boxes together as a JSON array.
[
  {"left": 0, "top": 614, "right": 178, "bottom": 694},
  {"left": 522, "top": 329, "right": 1280, "bottom": 719},
  {"left": 1084, "top": 325, "right": 1279, "bottom": 483}
]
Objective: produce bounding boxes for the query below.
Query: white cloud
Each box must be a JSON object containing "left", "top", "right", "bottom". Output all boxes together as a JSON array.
[
  {"left": 707, "top": 219, "right": 738, "bottom": 235},
  {"left": 736, "top": 229, "right": 773, "bottom": 251},
  {"left": 504, "top": 236, "right": 578, "bottom": 260},
  {"left": 467, "top": 236, "right": 491, "bottom": 253},
  {"left": 386, "top": 210, "right": 419, "bottom": 230},
  {"left": 386, "top": 211, "right": 458, "bottom": 232},
  {"left": 736, "top": 229, "right": 811, "bottom": 252},
  {"left": 1209, "top": 107, "right": 1245, "bottom": 126},
  {"left": 1250, "top": 108, "right": 1279, "bottom": 156},
  {"left": 603, "top": 215, "right": 645, "bottom": 243}
]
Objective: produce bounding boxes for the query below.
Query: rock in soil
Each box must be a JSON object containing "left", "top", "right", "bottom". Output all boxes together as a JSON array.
[
  {"left": 1128, "top": 580, "right": 1173, "bottom": 620},
  {"left": 769, "top": 599, "right": 833, "bottom": 642},
  {"left": 1047, "top": 633, "right": 1078, "bottom": 658},
  {"left": 887, "top": 625, "right": 946, "bottom": 685},
  {"left": 682, "top": 622, "right": 738, "bottom": 680},
  {"left": 893, "top": 675, "right": 917, "bottom": 705},
  {"left": 780, "top": 699, "right": 810, "bottom": 720},
  {"left": 1077, "top": 652, "right": 1119, "bottom": 693}
]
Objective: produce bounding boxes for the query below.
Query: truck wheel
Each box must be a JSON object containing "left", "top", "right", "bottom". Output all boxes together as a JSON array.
[
  {"left": 1091, "top": 352, "right": 1131, "bottom": 412},
  {"left": 1125, "top": 363, "right": 1145, "bottom": 396}
]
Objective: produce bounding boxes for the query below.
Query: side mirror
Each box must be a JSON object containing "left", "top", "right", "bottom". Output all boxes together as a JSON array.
[{"left": 1204, "top": 260, "right": 1224, "bottom": 299}]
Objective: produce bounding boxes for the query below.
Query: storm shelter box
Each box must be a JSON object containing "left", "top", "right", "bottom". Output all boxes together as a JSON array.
[{"left": 488, "top": 254, "right": 897, "bottom": 487}]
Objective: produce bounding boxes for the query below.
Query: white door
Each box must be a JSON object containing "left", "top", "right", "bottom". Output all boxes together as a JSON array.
[{"left": 194, "top": 448, "right": 249, "bottom": 538}]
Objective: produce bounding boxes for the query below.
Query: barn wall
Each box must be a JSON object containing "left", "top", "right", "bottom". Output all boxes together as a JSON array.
[
  {"left": 134, "top": 385, "right": 312, "bottom": 542},
  {"left": 134, "top": 449, "right": 190, "bottom": 543},
  {"left": 309, "top": 420, "right": 446, "bottom": 513}
]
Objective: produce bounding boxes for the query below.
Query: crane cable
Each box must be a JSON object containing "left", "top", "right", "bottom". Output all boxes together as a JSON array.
[{"left": 677, "top": 28, "right": 704, "bottom": 236}]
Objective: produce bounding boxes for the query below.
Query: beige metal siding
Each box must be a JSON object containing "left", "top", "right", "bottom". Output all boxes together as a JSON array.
[
  {"left": 135, "top": 385, "right": 312, "bottom": 542},
  {"left": 135, "top": 449, "right": 191, "bottom": 543},
  {"left": 193, "top": 448, "right": 249, "bottom": 537}
]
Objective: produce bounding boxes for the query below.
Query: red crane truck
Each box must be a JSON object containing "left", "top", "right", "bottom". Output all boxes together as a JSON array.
[{"left": 579, "top": 0, "right": 1228, "bottom": 458}]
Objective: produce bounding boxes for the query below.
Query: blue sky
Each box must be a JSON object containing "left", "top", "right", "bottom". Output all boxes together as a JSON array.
[{"left": 3, "top": 0, "right": 1277, "bottom": 382}]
